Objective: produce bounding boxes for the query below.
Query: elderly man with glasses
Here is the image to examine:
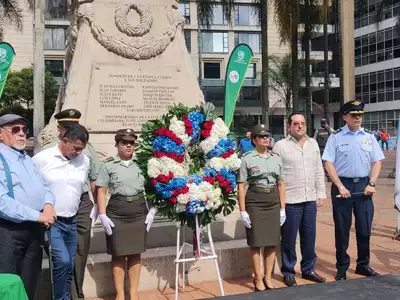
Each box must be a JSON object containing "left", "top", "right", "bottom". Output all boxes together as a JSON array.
[{"left": 0, "top": 114, "right": 56, "bottom": 300}]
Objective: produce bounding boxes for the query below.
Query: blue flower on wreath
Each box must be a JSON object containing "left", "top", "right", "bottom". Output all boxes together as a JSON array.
[
  {"left": 218, "top": 167, "right": 237, "bottom": 188},
  {"left": 189, "top": 174, "right": 203, "bottom": 185},
  {"left": 188, "top": 111, "right": 205, "bottom": 143},
  {"left": 155, "top": 178, "right": 187, "bottom": 198},
  {"left": 187, "top": 200, "right": 206, "bottom": 215},
  {"left": 207, "top": 138, "right": 237, "bottom": 158},
  {"left": 152, "top": 136, "right": 185, "bottom": 156},
  {"left": 204, "top": 168, "right": 217, "bottom": 178}
]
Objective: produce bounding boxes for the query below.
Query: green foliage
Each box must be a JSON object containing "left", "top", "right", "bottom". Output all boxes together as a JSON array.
[
  {"left": 268, "top": 54, "right": 306, "bottom": 116},
  {"left": 230, "top": 110, "right": 256, "bottom": 138},
  {"left": 0, "top": 67, "right": 59, "bottom": 133},
  {"left": 136, "top": 102, "right": 238, "bottom": 229}
]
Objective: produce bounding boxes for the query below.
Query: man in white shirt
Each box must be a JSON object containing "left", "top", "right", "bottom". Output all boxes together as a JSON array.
[
  {"left": 273, "top": 113, "right": 327, "bottom": 287},
  {"left": 33, "top": 125, "right": 90, "bottom": 300}
]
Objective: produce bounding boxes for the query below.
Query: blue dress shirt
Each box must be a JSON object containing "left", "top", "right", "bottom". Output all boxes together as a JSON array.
[
  {"left": 322, "top": 124, "right": 385, "bottom": 178},
  {"left": 239, "top": 138, "right": 254, "bottom": 153},
  {"left": 0, "top": 143, "right": 55, "bottom": 223}
]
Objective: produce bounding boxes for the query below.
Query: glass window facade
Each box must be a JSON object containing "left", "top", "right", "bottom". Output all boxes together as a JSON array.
[
  {"left": 184, "top": 30, "right": 191, "bottom": 52},
  {"left": 45, "top": 0, "right": 69, "bottom": 19},
  {"left": 354, "top": 0, "right": 400, "bottom": 29},
  {"left": 355, "top": 68, "right": 400, "bottom": 104},
  {"left": 363, "top": 110, "right": 400, "bottom": 136},
  {"left": 204, "top": 62, "right": 221, "bottom": 78},
  {"left": 212, "top": 5, "right": 228, "bottom": 25},
  {"left": 234, "top": 5, "right": 259, "bottom": 26},
  {"left": 245, "top": 63, "right": 256, "bottom": 78},
  {"left": 201, "top": 32, "right": 229, "bottom": 53},
  {"left": 179, "top": 3, "right": 190, "bottom": 23},
  {"left": 44, "top": 27, "right": 68, "bottom": 50},
  {"left": 45, "top": 60, "right": 64, "bottom": 78},
  {"left": 234, "top": 32, "right": 261, "bottom": 53},
  {"left": 354, "top": 26, "right": 400, "bottom": 67}
]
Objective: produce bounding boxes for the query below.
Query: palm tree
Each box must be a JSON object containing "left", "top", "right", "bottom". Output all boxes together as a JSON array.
[
  {"left": 273, "top": 0, "right": 299, "bottom": 111},
  {"left": 194, "top": 0, "right": 270, "bottom": 126},
  {"left": 268, "top": 54, "right": 305, "bottom": 118},
  {"left": 0, "top": 0, "right": 34, "bottom": 40}
]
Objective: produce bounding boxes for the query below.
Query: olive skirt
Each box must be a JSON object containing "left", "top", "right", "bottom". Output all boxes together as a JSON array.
[
  {"left": 106, "top": 194, "right": 148, "bottom": 256},
  {"left": 245, "top": 186, "right": 280, "bottom": 247}
]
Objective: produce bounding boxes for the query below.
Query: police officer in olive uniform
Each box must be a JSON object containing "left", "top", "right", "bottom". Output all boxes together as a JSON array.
[
  {"left": 314, "top": 118, "right": 334, "bottom": 155},
  {"left": 237, "top": 124, "right": 286, "bottom": 291},
  {"left": 322, "top": 101, "right": 385, "bottom": 281},
  {"left": 41, "top": 109, "right": 100, "bottom": 300},
  {"left": 96, "top": 129, "right": 155, "bottom": 299}
]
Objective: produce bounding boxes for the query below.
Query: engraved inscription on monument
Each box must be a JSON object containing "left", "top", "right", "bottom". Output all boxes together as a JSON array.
[{"left": 86, "top": 64, "right": 194, "bottom": 131}]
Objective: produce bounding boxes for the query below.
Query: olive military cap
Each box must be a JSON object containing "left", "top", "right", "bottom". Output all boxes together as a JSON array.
[
  {"left": 115, "top": 129, "right": 137, "bottom": 142},
  {"left": 251, "top": 124, "right": 270, "bottom": 137},
  {"left": 54, "top": 109, "right": 81, "bottom": 127}
]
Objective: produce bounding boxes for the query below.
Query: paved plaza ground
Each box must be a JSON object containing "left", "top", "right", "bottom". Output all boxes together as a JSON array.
[{"left": 90, "top": 150, "right": 400, "bottom": 300}]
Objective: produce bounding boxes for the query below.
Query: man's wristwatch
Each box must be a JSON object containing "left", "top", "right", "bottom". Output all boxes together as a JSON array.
[{"left": 368, "top": 181, "right": 376, "bottom": 187}]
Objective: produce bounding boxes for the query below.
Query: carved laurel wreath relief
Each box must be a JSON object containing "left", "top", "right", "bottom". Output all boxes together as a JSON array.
[{"left": 77, "top": 1, "right": 185, "bottom": 60}]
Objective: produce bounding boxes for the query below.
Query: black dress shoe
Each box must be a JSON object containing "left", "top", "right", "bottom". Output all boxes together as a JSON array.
[
  {"left": 283, "top": 275, "right": 297, "bottom": 287},
  {"left": 355, "top": 267, "right": 380, "bottom": 277},
  {"left": 335, "top": 272, "right": 347, "bottom": 281},
  {"left": 302, "top": 272, "right": 326, "bottom": 283}
]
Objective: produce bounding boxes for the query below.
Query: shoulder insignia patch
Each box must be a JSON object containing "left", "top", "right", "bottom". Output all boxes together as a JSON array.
[
  {"left": 104, "top": 157, "right": 114, "bottom": 163},
  {"left": 333, "top": 128, "right": 342, "bottom": 135}
]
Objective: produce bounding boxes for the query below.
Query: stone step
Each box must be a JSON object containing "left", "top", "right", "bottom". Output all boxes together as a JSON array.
[{"left": 40, "top": 238, "right": 296, "bottom": 298}]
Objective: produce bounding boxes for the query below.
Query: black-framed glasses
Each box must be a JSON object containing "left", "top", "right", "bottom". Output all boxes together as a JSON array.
[{"left": 3, "top": 126, "right": 27, "bottom": 135}]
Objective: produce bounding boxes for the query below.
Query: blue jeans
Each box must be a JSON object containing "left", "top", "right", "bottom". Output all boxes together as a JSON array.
[
  {"left": 281, "top": 201, "right": 317, "bottom": 277},
  {"left": 51, "top": 216, "right": 78, "bottom": 300}
]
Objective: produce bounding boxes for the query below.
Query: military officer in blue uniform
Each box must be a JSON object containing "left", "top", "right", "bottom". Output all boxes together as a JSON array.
[{"left": 322, "top": 100, "right": 385, "bottom": 281}]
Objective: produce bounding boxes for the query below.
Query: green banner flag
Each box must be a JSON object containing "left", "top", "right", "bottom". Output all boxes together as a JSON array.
[
  {"left": 223, "top": 43, "right": 253, "bottom": 127},
  {"left": 0, "top": 42, "right": 16, "bottom": 98}
]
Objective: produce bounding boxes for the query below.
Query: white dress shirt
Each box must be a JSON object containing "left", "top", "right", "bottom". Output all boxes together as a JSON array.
[
  {"left": 33, "top": 145, "right": 90, "bottom": 217},
  {"left": 272, "top": 135, "right": 327, "bottom": 204}
]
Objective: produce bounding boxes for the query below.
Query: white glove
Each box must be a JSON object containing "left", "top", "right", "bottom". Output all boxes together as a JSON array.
[
  {"left": 90, "top": 205, "right": 98, "bottom": 228},
  {"left": 240, "top": 211, "right": 251, "bottom": 229},
  {"left": 99, "top": 213, "right": 115, "bottom": 236},
  {"left": 280, "top": 208, "right": 286, "bottom": 226},
  {"left": 145, "top": 207, "right": 156, "bottom": 232}
]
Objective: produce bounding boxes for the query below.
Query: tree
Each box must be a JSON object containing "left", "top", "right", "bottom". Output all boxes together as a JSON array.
[
  {"left": 1, "top": 67, "right": 59, "bottom": 133},
  {"left": 0, "top": 0, "right": 34, "bottom": 40},
  {"left": 268, "top": 54, "right": 305, "bottom": 118},
  {"left": 231, "top": 110, "right": 257, "bottom": 138},
  {"left": 193, "top": 0, "right": 270, "bottom": 126}
]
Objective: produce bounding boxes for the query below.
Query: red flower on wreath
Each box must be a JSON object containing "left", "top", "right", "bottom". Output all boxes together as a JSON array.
[
  {"left": 182, "top": 114, "right": 193, "bottom": 135},
  {"left": 154, "top": 128, "right": 183, "bottom": 145}
]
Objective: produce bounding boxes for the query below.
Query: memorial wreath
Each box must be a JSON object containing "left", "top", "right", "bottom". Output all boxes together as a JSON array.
[{"left": 136, "top": 103, "right": 241, "bottom": 229}]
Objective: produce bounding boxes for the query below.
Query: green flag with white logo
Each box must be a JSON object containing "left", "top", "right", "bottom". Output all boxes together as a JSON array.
[
  {"left": 0, "top": 42, "right": 16, "bottom": 98},
  {"left": 223, "top": 44, "right": 253, "bottom": 127}
]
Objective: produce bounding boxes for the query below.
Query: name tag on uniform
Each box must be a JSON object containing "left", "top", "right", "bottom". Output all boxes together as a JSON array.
[{"left": 319, "top": 132, "right": 328, "bottom": 135}]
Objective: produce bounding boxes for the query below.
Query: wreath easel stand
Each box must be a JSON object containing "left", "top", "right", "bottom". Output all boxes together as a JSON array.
[{"left": 174, "top": 215, "right": 225, "bottom": 300}]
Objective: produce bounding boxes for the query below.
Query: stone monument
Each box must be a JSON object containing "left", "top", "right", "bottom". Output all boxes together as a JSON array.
[{"left": 40, "top": 0, "right": 204, "bottom": 157}]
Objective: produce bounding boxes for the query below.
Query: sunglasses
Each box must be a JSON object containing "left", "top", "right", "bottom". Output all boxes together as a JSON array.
[{"left": 3, "top": 126, "right": 27, "bottom": 135}]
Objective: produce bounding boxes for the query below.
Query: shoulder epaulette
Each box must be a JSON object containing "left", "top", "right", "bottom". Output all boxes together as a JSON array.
[
  {"left": 104, "top": 157, "right": 114, "bottom": 163},
  {"left": 241, "top": 151, "right": 252, "bottom": 157},
  {"left": 333, "top": 128, "right": 342, "bottom": 134},
  {"left": 364, "top": 129, "right": 372, "bottom": 134}
]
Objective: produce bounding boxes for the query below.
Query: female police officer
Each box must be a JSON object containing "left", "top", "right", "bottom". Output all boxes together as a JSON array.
[
  {"left": 237, "top": 124, "right": 286, "bottom": 291},
  {"left": 96, "top": 129, "right": 155, "bottom": 300}
]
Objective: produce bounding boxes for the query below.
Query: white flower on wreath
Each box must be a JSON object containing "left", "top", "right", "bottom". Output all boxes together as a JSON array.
[
  {"left": 206, "top": 155, "right": 241, "bottom": 172},
  {"left": 199, "top": 118, "right": 230, "bottom": 155},
  {"left": 169, "top": 116, "right": 191, "bottom": 146},
  {"left": 175, "top": 204, "right": 186, "bottom": 213},
  {"left": 147, "top": 157, "right": 186, "bottom": 178}
]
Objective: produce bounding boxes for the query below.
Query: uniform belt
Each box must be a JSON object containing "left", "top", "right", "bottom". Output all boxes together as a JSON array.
[
  {"left": 113, "top": 193, "right": 144, "bottom": 202},
  {"left": 248, "top": 186, "right": 274, "bottom": 194},
  {"left": 339, "top": 176, "right": 369, "bottom": 183}
]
